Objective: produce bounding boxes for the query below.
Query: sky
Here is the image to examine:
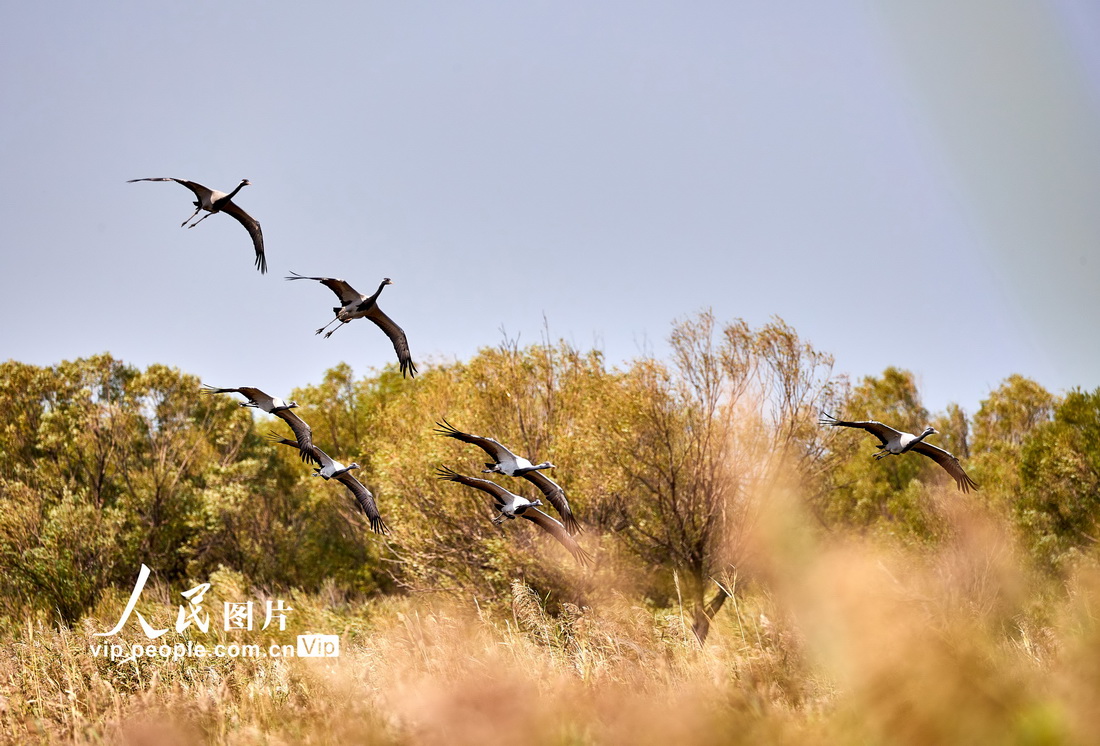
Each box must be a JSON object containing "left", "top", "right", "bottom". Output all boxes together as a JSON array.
[{"left": 1, "top": 0, "right": 1098, "bottom": 416}]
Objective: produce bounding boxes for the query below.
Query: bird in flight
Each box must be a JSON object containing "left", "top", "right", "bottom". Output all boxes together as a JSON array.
[
  {"left": 129, "top": 177, "right": 266, "bottom": 273},
  {"left": 436, "top": 465, "right": 591, "bottom": 566},
  {"left": 434, "top": 419, "right": 579, "bottom": 533},
  {"left": 202, "top": 385, "right": 316, "bottom": 465},
  {"left": 269, "top": 434, "right": 388, "bottom": 534},
  {"left": 819, "top": 411, "right": 979, "bottom": 492},
  {"left": 286, "top": 272, "right": 417, "bottom": 378}
]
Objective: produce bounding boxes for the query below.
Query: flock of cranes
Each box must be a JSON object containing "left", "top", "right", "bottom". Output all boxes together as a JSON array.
[
  {"left": 130, "top": 176, "right": 978, "bottom": 567},
  {"left": 201, "top": 384, "right": 586, "bottom": 561},
  {"left": 128, "top": 177, "right": 416, "bottom": 377}
]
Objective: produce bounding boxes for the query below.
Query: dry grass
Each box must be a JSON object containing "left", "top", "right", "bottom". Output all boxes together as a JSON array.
[{"left": 3, "top": 497, "right": 1099, "bottom": 745}]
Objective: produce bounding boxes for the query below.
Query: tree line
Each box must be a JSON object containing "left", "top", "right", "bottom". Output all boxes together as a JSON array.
[{"left": 1, "top": 311, "right": 1096, "bottom": 641}]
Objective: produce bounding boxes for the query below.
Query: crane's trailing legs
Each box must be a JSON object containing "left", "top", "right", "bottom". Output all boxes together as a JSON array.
[
  {"left": 322, "top": 321, "right": 350, "bottom": 339},
  {"left": 187, "top": 211, "right": 216, "bottom": 229},
  {"left": 180, "top": 206, "right": 203, "bottom": 227},
  {"left": 315, "top": 317, "right": 347, "bottom": 336}
]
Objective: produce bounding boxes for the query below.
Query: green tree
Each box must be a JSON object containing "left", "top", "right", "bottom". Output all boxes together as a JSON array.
[
  {"left": 0, "top": 356, "right": 233, "bottom": 619},
  {"left": 972, "top": 375, "right": 1057, "bottom": 452},
  {"left": 969, "top": 376, "right": 1057, "bottom": 514},
  {"left": 0, "top": 355, "right": 385, "bottom": 621},
  {"left": 1016, "top": 388, "right": 1100, "bottom": 569}
]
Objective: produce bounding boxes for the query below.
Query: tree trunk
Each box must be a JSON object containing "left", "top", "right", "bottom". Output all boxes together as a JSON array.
[{"left": 690, "top": 585, "right": 731, "bottom": 644}]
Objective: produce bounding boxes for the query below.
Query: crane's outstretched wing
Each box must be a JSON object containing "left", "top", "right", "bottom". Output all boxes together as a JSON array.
[
  {"left": 365, "top": 306, "right": 417, "bottom": 378},
  {"left": 202, "top": 384, "right": 274, "bottom": 408},
  {"left": 521, "top": 470, "right": 580, "bottom": 534},
  {"left": 128, "top": 177, "right": 213, "bottom": 203},
  {"left": 910, "top": 441, "right": 979, "bottom": 493},
  {"left": 521, "top": 508, "right": 592, "bottom": 567},
  {"left": 435, "top": 465, "right": 513, "bottom": 506},
  {"left": 334, "top": 473, "right": 388, "bottom": 534},
  {"left": 219, "top": 200, "right": 266, "bottom": 274},
  {"left": 819, "top": 411, "right": 901, "bottom": 447},
  {"left": 433, "top": 419, "right": 513, "bottom": 462},
  {"left": 272, "top": 410, "right": 320, "bottom": 466},
  {"left": 285, "top": 272, "right": 363, "bottom": 306},
  {"left": 267, "top": 430, "right": 331, "bottom": 470}
]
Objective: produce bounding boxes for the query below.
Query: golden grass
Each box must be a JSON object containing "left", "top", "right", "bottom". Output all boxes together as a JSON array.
[{"left": 3, "top": 496, "right": 1100, "bottom": 745}]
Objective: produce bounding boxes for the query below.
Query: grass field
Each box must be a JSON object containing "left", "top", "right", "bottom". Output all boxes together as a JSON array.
[{"left": 3, "top": 495, "right": 1097, "bottom": 746}]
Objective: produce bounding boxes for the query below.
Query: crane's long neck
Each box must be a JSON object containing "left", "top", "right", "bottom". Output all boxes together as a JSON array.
[
  {"left": 516, "top": 462, "right": 553, "bottom": 474},
  {"left": 904, "top": 428, "right": 935, "bottom": 451},
  {"left": 365, "top": 281, "right": 388, "bottom": 305},
  {"left": 222, "top": 180, "right": 249, "bottom": 201}
]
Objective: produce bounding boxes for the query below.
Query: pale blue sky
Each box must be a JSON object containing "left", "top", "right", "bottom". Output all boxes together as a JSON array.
[{"left": 1, "top": 1, "right": 1097, "bottom": 415}]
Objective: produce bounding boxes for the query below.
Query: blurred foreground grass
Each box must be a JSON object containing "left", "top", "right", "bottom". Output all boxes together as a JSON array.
[{"left": 3, "top": 500, "right": 1099, "bottom": 745}]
